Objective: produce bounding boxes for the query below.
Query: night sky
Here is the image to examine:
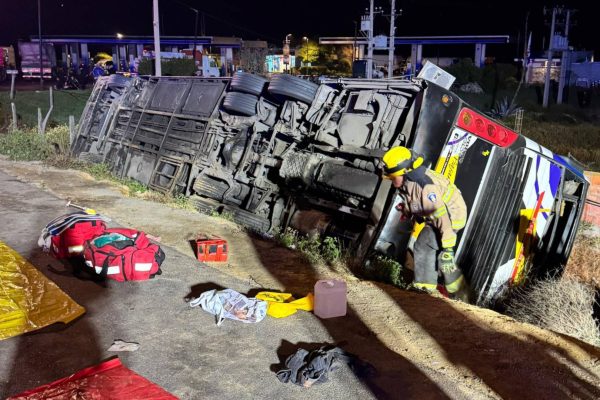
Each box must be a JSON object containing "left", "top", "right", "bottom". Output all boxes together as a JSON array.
[{"left": 2, "top": 0, "right": 597, "bottom": 60}]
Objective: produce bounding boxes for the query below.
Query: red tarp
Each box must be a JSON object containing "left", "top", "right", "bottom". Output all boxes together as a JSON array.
[{"left": 7, "top": 358, "right": 178, "bottom": 400}]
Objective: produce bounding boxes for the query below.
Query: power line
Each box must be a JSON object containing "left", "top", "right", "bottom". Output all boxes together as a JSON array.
[{"left": 163, "top": 0, "right": 277, "bottom": 41}]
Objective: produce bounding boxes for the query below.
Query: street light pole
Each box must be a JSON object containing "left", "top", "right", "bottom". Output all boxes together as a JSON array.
[
  {"left": 171, "top": 0, "right": 200, "bottom": 74},
  {"left": 557, "top": 9, "right": 572, "bottom": 105},
  {"left": 388, "top": 0, "right": 396, "bottom": 79},
  {"left": 153, "top": 0, "right": 162, "bottom": 76},
  {"left": 543, "top": 6, "right": 557, "bottom": 108},
  {"left": 192, "top": 9, "right": 199, "bottom": 66},
  {"left": 284, "top": 34, "right": 291, "bottom": 73},
  {"left": 367, "top": 0, "right": 374, "bottom": 79},
  {"left": 353, "top": 21, "right": 357, "bottom": 64},
  {"left": 303, "top": 37, "right": 308, "bottom": 75},
  {"left": 37, "top": 0, "right": 43, "bottom": 89}
]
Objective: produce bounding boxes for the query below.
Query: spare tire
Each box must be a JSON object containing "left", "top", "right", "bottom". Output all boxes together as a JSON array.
[
  {"left": 230, "top": 72, "right": 268, "bottom": 96},
  {"left": 268, "top": 74, "right": 319, "bottom": 104},
  {"left": 222, "top": 91, "right": 258, "bottom": 116}
]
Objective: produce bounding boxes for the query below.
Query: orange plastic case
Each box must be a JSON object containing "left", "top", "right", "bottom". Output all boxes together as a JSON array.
[{"left": 195, "top": 236, "right": 228, "bottom": 262}]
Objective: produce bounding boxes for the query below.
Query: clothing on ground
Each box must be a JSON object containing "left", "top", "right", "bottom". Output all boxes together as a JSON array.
[
  {"left": 276, "top": 345, "right": 376, "bottom": 387},
  {"left": 189, "top": 288, "right": 267, "bottom": 326}
]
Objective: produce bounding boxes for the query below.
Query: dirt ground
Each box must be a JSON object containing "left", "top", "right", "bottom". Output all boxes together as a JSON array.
[{"left": 1, "top": 157, "right": 600, "bottom": 399}]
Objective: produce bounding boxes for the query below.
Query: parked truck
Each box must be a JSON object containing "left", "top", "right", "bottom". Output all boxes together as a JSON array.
[
  {"left": 18, "top": 41, "right": 56, "bottom": 79},
  {"left": 180, "top": 49, "right": 221, "bottom": 77},
  {"left": 72, "top": 71, "right": 588, "bottom": 307}
]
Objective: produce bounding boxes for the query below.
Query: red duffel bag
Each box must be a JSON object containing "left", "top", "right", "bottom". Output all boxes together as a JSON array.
[
  {"left": 51, "top": 220, "right": 107, "bottom": 259},
  {"left": 82, "top": 228, "right": 165, "bottom": 281}
]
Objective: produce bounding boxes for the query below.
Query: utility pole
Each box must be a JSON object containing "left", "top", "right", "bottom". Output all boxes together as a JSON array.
[
  {"left": 367, "top": 0, "right": 374, "bottom": 79},
  {"left": 37, "top": 0, "right": 43, "bottom": 89},
  {"left": 557, "top": 9, "right": 571, "bottom": 104},
  {"left": 386, "top": 0, "right": 402, "bottom": 79},
  {"left": 153, "top": 0, "right": 162, "bottom": 76},
  {"left": 353, "top": 20, "right": 357, "bottom": 63},
  {"left": 543, "top": 6, "right": 575, "bottom": 107},
  {"left": 387, "top": 0, "right": 395, "bottom": 79},
  {"left": 172, "top": 0, "right": 200, "bottom": 72},
  {"left": 283, "top": 34, "right": 292, "bottom": 73},
  {"left": 521, "top": 13, "right": 529, "bottom": 84},
  {"left": 192, "top": 8, "right": 199, "bottom": 64},
  {"left": 509, "top": 13, "right": 530, "bottom": 112},
  {"left": 542, "top": 7, "right": 557, "bottom": 108}
]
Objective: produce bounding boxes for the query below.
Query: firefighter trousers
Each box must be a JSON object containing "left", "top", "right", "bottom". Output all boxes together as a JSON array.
[{"left": 413, "top": 225, "right": 464, "bottom": 293}]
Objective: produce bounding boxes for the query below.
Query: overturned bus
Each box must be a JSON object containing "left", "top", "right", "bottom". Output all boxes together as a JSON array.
[{"left": 72, "top": 72, "right": 589, "bottom": 306}]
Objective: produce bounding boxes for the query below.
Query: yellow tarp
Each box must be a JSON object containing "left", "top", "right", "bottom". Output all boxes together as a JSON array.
[{"left": 0, "top": 241, "right": 85, "bottom": 340}]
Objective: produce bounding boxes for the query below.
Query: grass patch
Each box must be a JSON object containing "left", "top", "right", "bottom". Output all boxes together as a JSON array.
[
  {"left": 83, "top": 163, "right": 195, "bottom": 210},
  {"left": 363, "top": 255, "right": 406, "bottom": 288},
  {"left": 0, "top": 125, "right": 73, "bottom": 163},
  {"left": 321, "top": 236, "right": 343, "bottom": 265},
  {"left": 0, "top": 128, "right": 53, "bottom": 161},
  {"left": 297, "top": 234, "right": 323, "bottom": 264},
  {"left": 0, "top": 127, "right": 196, "bottom": 211},
  {"left": 90, "top": 172, "right": 194, "bottom": 211},
  {"left": 520, "top": 117, "right": 600, "bottom": 171},
  {"left": 83, "top": 162, "right": 112, "bottom": 180},
  {"left": 120, "top": 178, "right": 149, "bottom": 196},
  {"left": 208, "top": 208, "right": 236, "bottom": 222},
  {"left": 125, "top": 179, "right": 149, "bottom": 195},
  {"left": 81, "top": 163, "right": 148, "bottom": 196},
  {"left": 143, "top": 191, "right": 195, "bottom": 211},
  {"left": 274, "top": 227, "right": 298, "bottom": 249},
  {"left": 171, "top": 193, "right": 195, "bottom": 210},
  {"left": 273, "top": 227, "right": 344, "bottom": 266},
  {"left": 0, "top": 89, "right": 91, "bottom": 129}
]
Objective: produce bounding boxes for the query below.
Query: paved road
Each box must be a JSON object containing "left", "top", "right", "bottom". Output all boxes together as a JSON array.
[
  {"left": 0, "top": 169, "right": 437, "bottom": 399},
  {"left": 3, "top": 161, "right": 600, "bottom": 400}
]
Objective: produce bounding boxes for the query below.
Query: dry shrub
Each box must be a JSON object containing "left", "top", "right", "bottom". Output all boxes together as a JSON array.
[
  {"left": 45, "top": 125, "right": 71, "bottom": 154},
  {"left": 506, "top": 276, "right": 600, "bottom": 347},
  {"left": 45, "top": 125, "right": 73, "bottom": 165},
  {"left": 564, "top": 228, "right": 600, "bottom": 288}
]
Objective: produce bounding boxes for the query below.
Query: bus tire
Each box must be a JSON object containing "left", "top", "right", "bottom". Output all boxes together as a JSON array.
[
  {"left": 222, "top": 91, "right": 258, "bottom": 116},
  {"left": 268, "top": 74, "right": 319, "bottom": 104},
  {"left": 230, "top": 72, "right": 268, "bottom": 96}
]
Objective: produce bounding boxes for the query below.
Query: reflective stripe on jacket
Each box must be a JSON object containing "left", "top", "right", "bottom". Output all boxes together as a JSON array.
[{"left": 400, "top": 169, "right": 467, "bottom": 249}]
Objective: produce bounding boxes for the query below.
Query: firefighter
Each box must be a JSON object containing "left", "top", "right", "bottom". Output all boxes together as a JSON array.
[{"left": 381, "top": 146, "right": 468, "bottom": 297}]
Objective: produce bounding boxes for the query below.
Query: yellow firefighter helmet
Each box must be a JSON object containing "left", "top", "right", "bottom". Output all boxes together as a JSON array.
[{"left": 382, "top": 146, "right": 424, "bottom": 178}]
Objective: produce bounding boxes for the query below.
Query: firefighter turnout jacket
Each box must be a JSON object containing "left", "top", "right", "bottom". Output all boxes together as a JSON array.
[{"left": 399, "top": 169, "right": 467, "bottom": 249}]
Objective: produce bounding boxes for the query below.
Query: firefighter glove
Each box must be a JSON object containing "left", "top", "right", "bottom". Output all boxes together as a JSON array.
[
  {"left": 396, "top": 202, "right": 411, "bottom": 221},
  {"left": 438, "top": 249, "right": 456, "bottom": 274}
]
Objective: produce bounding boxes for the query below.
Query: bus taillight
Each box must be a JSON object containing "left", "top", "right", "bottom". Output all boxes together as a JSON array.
[{"left": 457, "top": 107, "right": 518, "bottom": 147}]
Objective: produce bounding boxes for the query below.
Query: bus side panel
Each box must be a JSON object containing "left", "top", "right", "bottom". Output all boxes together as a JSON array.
[
  {"left": 459, "top": 137, "right": 565, "bottom": 304},
  {"left": 409, "top": 84, "right": 460, "bottom": 162},
  {"left": 434, "top": 127, "right": 494, "bottom": 224}
]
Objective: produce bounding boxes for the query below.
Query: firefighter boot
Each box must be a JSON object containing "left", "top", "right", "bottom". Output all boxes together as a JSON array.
[{"left": 438, "top": 249, "right": 468, "bottom": 300}]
